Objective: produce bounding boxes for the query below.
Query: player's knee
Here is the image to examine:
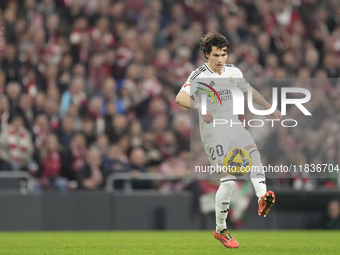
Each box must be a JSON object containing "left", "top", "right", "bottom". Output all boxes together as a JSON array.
[
  {"left": 220, "top": 175, "right": 236, "bottom": 184},
  {"left": 217, "top": 175, "right": 236, "bottom": 197}
]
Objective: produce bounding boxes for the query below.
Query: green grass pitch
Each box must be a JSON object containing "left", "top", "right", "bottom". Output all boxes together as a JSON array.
[{"left": 0, "top": 230, "right": 339, "bottom": 255}]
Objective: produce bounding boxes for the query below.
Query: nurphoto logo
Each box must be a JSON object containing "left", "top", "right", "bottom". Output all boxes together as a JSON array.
[{"left": 199, "top": 85, "right": 311, "bottom": 127}]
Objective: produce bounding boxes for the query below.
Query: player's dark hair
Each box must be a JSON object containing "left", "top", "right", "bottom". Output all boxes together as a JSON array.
[{"left": 200, "top": 32, "right": 231, "bottom": 59}]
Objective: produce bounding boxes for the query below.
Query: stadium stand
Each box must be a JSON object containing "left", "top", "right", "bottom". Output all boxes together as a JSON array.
[{"left": 0, "top": 0, "right": 339, "bottom": 193}]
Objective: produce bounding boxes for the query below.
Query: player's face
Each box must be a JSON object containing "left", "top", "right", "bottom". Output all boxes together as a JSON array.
[{"left": 206, "top": 46, "right": 228, "bottom": 73}]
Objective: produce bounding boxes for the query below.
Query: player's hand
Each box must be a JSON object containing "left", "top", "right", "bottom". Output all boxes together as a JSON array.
[
  {"left": 200, "top": 110, "right": 214, "bottom": 124},
  {"left": 268, "top": 109, "right": 282, "bottom": 121}
]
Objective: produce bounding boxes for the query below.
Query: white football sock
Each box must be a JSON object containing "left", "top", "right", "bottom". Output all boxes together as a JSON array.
[
  {"left": 215, "top": 175, "right": 236, "bottom": 233},
  {"left": 249, "top": 148, "right": 267, "bottom": 201}
]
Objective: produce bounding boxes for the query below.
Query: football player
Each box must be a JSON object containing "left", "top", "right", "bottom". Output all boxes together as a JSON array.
[{"left": 176, "top": 32, "right": 281, "bottom": 248}]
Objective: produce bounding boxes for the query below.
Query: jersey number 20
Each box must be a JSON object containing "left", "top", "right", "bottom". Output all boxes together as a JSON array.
[{"left": 209, "top": 145, "right": 224, "bottom": 161}]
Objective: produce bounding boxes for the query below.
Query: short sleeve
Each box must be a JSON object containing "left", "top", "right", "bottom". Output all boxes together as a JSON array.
[
  {"left": 179, "top": 71, "right": 198, "bottom": 96},
  {"left": 237, "top": 77, "right": 252, "bottom": 93},
  {"left": 235, "top": 69, "right": 252, "bottom": 93}
]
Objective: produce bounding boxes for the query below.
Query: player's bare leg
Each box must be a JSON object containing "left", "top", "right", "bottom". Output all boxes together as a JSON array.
[
  {"left": 213, "top": 170, "right": 239, "bottom": 248},
  {"left": 245, "top": 144, "right": 275, "bottom": 217}
]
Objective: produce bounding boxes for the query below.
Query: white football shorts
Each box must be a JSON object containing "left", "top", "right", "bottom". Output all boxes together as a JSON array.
[{"left": 202, "top": 127, "right": 256, "bottom": 172}]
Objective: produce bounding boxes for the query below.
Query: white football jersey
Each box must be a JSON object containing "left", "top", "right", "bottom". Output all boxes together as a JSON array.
[{"left": 180, "top": 63, "right": 252, "bottom": 142}]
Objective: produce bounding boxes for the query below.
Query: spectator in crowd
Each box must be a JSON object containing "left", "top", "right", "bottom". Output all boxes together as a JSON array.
[
  {"left": 129, "top": 120, "right": 143, "bottom": 147},
  {"left": 86, "top": 96, "right": 105, "bottom": 135},
  {"left": 34, "top": 133, "right": 69, "bottom": 192},
  {"left": 56, "top": 114, "right": 74, "bottom": 148},
  {"left": 44, "top": 97, "right": 60, "bottom": 130},
  {"left": 32, "top": 114, "right": 50, "bottom": 159},
  {"left": 159, "top": 130, "right": 178, "bottom": 159},
  {"left": 141, "top": 130, "right": 162, "bottom": 170},
  {"left": 322, "top": 199, "right": 340, "bottom": 229},
  {"left": 106, "top": 114, "right": 128, "bottom": 144},
  {"left": 76, "top": 147, "right": 104, "bottom": 190},
  {"left": 32, "top": 92, "right": 46, "bottom": 117},
  {"left": 116, "top": 134, "right": 131, "bottom": 156},
  {"left": 104, "top": 100, "right": 117, "bottom": 130},
  {"left": 16, "top": 93, "right": 34, "bottom": 130},
  {"left": 81, "top": 116, "right": 96, "bottom": 146},
  {"left": 126, "top": 147, "right": 151, "bottom": 190},
  {"left": 158, "top": 150, "right": 188, "bottom": 193},
  {"left": 95, "top": 133, "right": 109, "bottom": 158},
  {"left": 6, "top": 81, "right": 21, "bottom": 110},
  {"left": 63, "top": 132, "right": 87, "bottom": 180},
  {"left": 103, "top": 144, "right": 128, "bottom": 175},
  {"left": 0, "top": 44, "right": 22, "bottom": 82},
  {"left": 103, "top": 144, "right": 129, "bottom": 190},
  {"left": 59, "top": 77, "right": 87, "bottom": 117},
  {"left": 99, "top": 77, "right": 117, "bottom": 115},
  {"left": 0, "top": 115, "right": 33, "bottom": 170},
  {"left": 71, "top": 62, "right": 93, "bottom": 95},
  {"left": 151, "top": 114, "right": 169, "bottom": 148}
]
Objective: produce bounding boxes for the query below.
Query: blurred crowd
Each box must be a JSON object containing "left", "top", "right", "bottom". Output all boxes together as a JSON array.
[{"left": 0, "top": 0, "right": 339, "bottom": 192}]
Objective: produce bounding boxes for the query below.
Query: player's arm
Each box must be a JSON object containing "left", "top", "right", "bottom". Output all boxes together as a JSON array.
[
  {"left": 236, "top": 69, "right": 282, "bottom": 121},
  {"left": 175, "top": 90, "right": 198, "bottom": 109},
  {"left": 176, "top": 89, "right": 214, "bottom": 124},
  {"left": 245, "top": 88, "right": 282, "bottom": 121}
]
